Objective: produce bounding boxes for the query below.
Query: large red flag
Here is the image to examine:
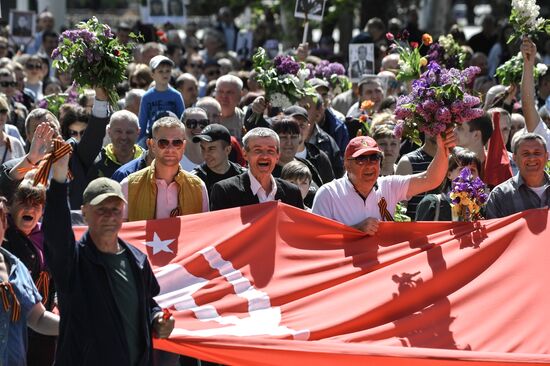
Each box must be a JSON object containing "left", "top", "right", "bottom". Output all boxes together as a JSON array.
[
  {"left": 485, "top": 111, "right": 513, "bottom": 187},
  {"left": 75, "top": 203, "right": 550, "bottom": 365}
]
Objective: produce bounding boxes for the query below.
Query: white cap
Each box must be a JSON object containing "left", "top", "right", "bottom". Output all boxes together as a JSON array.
[{"left": 149, "top": 55, "right": 174, "bottom": 71}]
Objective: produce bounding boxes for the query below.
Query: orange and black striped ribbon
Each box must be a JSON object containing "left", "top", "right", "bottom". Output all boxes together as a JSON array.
[
  {"left": 378, "top": 197, "right": 394, "bottom": 222},
  {"left": 0, "top": 281, "right": 21, "bottom": 322},
  {"left": 33, "top": 140, "right": 73, "bottom": 186},
  {"left": 35, "top": 271, "right": 50, "bottom": 305},
  {"left": 169, "top": 207, "right": 180, "bottom": 217}
]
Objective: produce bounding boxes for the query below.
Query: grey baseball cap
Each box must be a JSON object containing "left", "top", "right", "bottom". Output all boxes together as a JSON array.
[{"left": 83, "top": 178, "right": 127, "bottom": 206}]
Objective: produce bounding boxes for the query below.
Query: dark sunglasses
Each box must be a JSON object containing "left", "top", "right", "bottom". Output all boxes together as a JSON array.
[
  {"left": 0, "top": 109, "right": 8, "bottom": 114},
  {"left": 185, "top": 119, "right": 209, "bottom": 129},
  {"left": 206, "top": 70, "right": 220, "bottom": 77},
  {"left": 348, "top": 154, "right": 382, "bottom": 165},
  {"left": 26, "top": 63, "right": 42, "bottom": 70},
  {"left": 0, "top": 45, "right": 7, "bottom": 50},
  {"left": 69, "top": 129, "right": 86, "bottom": 137},
  {"left": 0, "top": 81, "right": 16, "bottom": 87},
  {"left": 156, "top": 138, "right": 185, "bottom": 149}
]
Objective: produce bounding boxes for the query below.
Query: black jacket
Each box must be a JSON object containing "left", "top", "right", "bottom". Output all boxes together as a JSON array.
[
  {"left": 0, "top": 114, "right": 109, "bottom": 209},
  {"left": 192, "top": 161, "right": 246, "bottom": 195},
  {"left": 43, "top": 181, "right": 161, "bottom": 366},
  {"left": 210, "top": 172, "right": 304, "bottom": 211},
  {"left": 304, "top": 142, "right": 334, "bottom": 184}
]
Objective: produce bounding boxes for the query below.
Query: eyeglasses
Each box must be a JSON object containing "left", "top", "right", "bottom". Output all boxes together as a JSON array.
[
  {"left": 206, "top": 69, "right": 220, "bottom": 77},
  {"left": 69, "top": 129, "right": 86, "bottom": 137},
  {"left": 348, "top": 154, "right": 382, "bottom": 165},
  {"left": 0, "top": 81, "right": 16, "bottom": 88},
  {"left": 185, "top": 119, "right": 209, "bottom": 129},
  {"left": 189, "top": 62, "right": 203, "bottom": 69},
  {"left": 156, "top": 138, "right": 185, "bottom": 149},
  {"left": 26, "top": 63, "right": 42, "bottom": 70},
  {"left": 0, "top": 109, "right": 9, "bottom": 115}
]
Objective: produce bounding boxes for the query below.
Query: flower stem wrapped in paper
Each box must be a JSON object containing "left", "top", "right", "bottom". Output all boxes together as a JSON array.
[
  {"left": 52, "top": 17, "right": 139, "bottom": 107},
  {"left": 449, "top": 167, "right": 488, "bottom": 221},
  {"left": 495, "top": 52, "right": 548, "bottom": 86},
  {"left": 394, "top": 61, "right": 484, "bottom": 145},
  {"left": 507, "top": 0, "right": 550, "bottom": 44},
  {"left": 252, "top": 47, "right": 316, "bottom": 114}
]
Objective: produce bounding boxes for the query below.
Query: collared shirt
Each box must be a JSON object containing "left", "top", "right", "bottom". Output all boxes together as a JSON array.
[
  {"left": 120, "top": 173, "right": 209, "bottom": 220},
  {"left": 485, "top": 173, "right": 550, "bottom": 219},
  {"left": 311, "top": 174, "right": 411, "bottom": 226},
  {"left": 0, "top": 247, "right": 41, "bottom": 366},
  {"left": 248, "top": 170, "right": 277, "bottom": 203}
]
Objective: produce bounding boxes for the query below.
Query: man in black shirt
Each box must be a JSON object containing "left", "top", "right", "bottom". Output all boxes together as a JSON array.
[{"left": 191, "top": 124, "right": 246, "bottom": 194}]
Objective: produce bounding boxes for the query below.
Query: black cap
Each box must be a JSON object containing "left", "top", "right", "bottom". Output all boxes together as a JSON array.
[
  {"left": 283, "top": 106, "right": 309, "bottom": 121},
  {"left": 192, "top": 124, "right": 231, "bottom": 144}
]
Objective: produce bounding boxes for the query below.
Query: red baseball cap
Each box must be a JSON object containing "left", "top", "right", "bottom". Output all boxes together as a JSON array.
[{"left": 345, "top": 136, "right": 382, "bottom": 159}]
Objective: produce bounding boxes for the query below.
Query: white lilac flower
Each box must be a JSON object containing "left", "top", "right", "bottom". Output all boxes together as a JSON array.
[
  {"left": 536, "top": 63, "right": 548, "bottom": 75},
  {"left": 270, "top": 93, "right": 292, "bottom": 109}
]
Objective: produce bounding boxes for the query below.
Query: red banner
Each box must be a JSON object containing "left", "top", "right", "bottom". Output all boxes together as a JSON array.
[{"left": 75, "top": 203, "right": 550, "bottom": 365}]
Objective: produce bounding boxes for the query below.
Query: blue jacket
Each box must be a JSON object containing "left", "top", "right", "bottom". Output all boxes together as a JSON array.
[
  {"left": 43, "top": 181, "right": 161, "bottom": 366},
  {"left": 320, "top": 108, "right": 349, "bottom": 154}
]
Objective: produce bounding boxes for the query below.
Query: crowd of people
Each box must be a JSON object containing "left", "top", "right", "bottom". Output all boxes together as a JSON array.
[{"left": 0, "top": 4, "right": 549, "bottom": 366}]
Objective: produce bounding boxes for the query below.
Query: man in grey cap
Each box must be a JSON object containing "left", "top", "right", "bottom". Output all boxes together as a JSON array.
[
  {"left": 43, "top": 149, "right": 174, "bottom": 365},
  {"left": 191, "top": 123, "right": 246, "bottom": 194}
]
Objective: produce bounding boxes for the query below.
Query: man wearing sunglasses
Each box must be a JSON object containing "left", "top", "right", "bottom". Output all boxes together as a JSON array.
[
  {"left": 312, "top": 134, "right": 456, "bottom": 235},
  {"left": 180, "top": 107, "right": 209, "bottom": 172},
  {"left": 121, "top": 116, "right": 208, "bottom": 221}
]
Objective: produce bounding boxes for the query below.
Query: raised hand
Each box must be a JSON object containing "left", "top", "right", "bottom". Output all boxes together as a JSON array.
[
  {"left": 28, "top": 122, "right": 55, "bottom": 164},
  {"left": 520, "top": 37, "right": 536, "bottom": 66}
]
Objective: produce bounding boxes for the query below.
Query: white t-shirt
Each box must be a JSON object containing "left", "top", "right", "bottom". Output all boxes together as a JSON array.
[
  {"left": 311, "top": 174, "right": 411, "bottom": 227},
  {"left": 529, "top": 185, "right": 547, "bottom": 200},
  {"left": 532, "top": 119, "right": 550, "bottom": 155}
]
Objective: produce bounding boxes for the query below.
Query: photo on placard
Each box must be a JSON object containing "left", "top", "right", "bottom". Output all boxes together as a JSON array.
[
  {"left": 9, "top": 10, "right": 36, "bottom": 45},
  {"left": 348, "top": 43, "right": 375, "bottom": 82},
  {"left": 294, "top": 0, "right": 326, "bottom": 21},
  {"left": 236, "top": 31, "right": 253, "bottom": 61},
  {"left": 141, "top": 0, "right": 187, "bottom": 25}
]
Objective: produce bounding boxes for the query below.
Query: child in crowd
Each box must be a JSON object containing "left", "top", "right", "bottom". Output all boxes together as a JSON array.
[
  {"left": 138, "top": 55, "right": 185, "bottom": 142},
  {"left": 281, "top": 160, "right": 313, "bottom": 210}
]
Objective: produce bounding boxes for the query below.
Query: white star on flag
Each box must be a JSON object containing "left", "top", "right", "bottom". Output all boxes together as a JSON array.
[{"left": 145, "top": 232, "right": 175, "bottom": 255}]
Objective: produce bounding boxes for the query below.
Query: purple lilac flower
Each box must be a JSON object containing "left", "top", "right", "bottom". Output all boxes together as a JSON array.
[
  {"left": 393, "top": 121, "right": 404, "bottom": 139},
  {"left": 305, "top": 63, "right": 315, "bottom": 79},
  {"left": 51, "top": 47, "right": 60, "bottom": 59},
  {"left": 436, "top": 106, "right": 451, "bottom": 124},
  {"left": 78, "top": 29, "right": 97, "bottom": 43},
  {"left": 37, "top": 99, "right": 48, "bottom": 109},
  {"left": 461, "top": 66, "right": 481, "bottom": 84},
  {"left": 463, "top": 94, "right": 481, "bottom": 107},
  {"left": 327, "top": 62, "right": 345, "bottom": 76},
  {"left": 103, "top": 25, "right": 114, "bottom": 38},
  {"left": 273, "top": 55, "right": 300, "bottom": 75}
]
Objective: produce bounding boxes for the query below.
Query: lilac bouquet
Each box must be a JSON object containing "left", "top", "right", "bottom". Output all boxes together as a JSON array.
[
  {"left": 252, "top": 47, "right": 315, "bottom": 109},
  {"left": 394, "top": 61, "right": 484, "bottom": 145},
  {"left": 508, "top": 0, "right": 550, "bottom": 44},
  {"left": 52, "top": 17, "right": 139, "bottom": 106},
  {"left": 449, "top": 167, "right": 488, "bottom": 221},
  {"left": 312, "top": 60, "right": 352, "bottom": 94}
]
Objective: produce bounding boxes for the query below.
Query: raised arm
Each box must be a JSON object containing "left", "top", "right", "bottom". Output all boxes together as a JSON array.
[
  {"left": 42, "top": 142, "right": 75, "bottom": 292},
  {"left": 406, "top": 131, "right": 456, "bottom": 198},
  {"left": 520, "top": 38, "right": 539, "bottom": 132},
  {"left": 75, "top": 87, "right": 111, "bottom": 169}
]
